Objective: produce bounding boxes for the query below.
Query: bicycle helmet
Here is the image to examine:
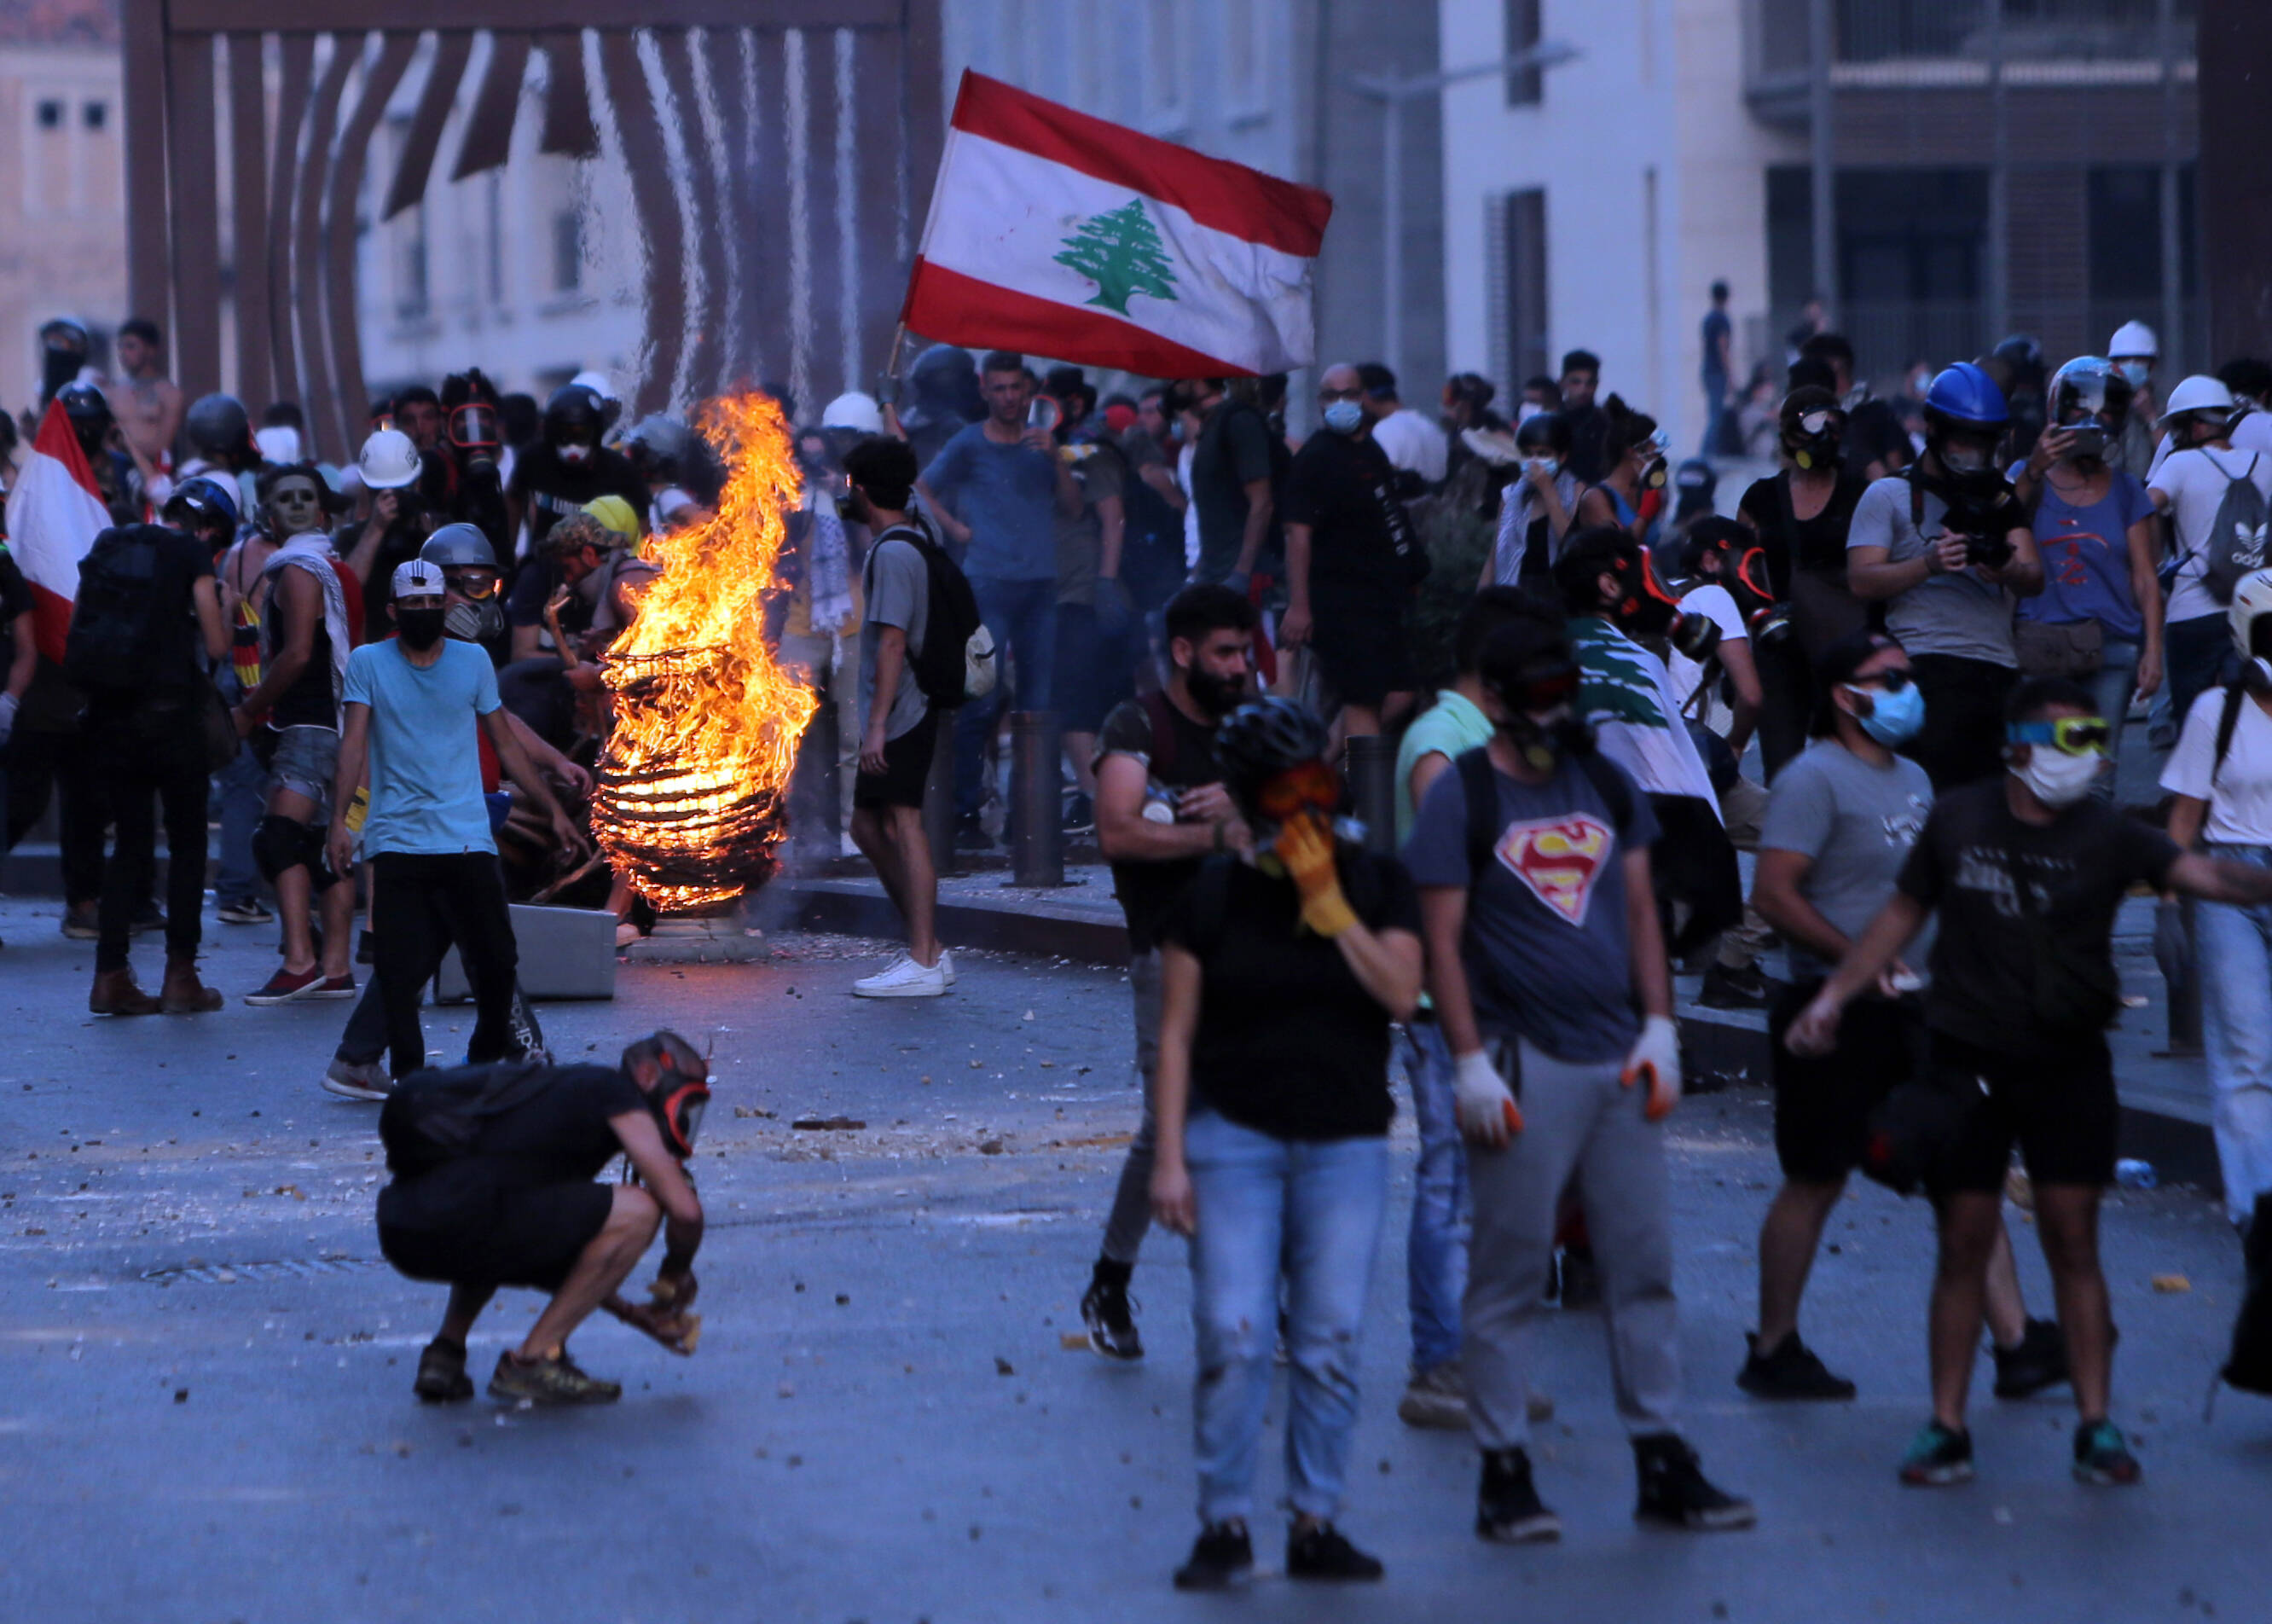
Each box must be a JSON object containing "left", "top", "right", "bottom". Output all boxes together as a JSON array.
[{"left": 1214, "top": 697, "right": 1332, "bottom": 811}]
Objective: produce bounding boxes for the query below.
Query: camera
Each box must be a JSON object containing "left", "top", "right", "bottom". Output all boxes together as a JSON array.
[{"left": 1962, "top": 531, "right": 2015, "bottom": 571}]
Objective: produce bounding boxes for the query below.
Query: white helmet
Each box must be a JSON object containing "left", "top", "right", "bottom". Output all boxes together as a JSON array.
[
  {"left": 2231, "top": 568, "right": 2272, "bottom": 663},
  {"left": 2163, "top": 374, "right": 2235, "bottom": 425},
  {"left": 2107, "top": 320, "right": 2159, "bottom": 360},
  {"left": 820, "top": 392, "right": 884, "bottom": 435},
  {"left": 253, "top": 425, "right": 302, "bottom": 466},
  {"left": 357, "top": 426, "right": 420, "bottom": 490}
]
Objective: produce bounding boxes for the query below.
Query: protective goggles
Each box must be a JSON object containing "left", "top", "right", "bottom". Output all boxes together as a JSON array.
[
  {"left": 651, "top": 1070, "right": 712, "bottom": 1158},
  {"left": 443, "top": 568, "right": 500, "bottom": 600},
  {"left": 2006, "top": 716, "right": 2112, "bottom": 757},
  {"left": 1495, "top": 660, "right": 1582, "bottom": 715},
  {"left": 1794, "top": 409, "right": 1842, "bottom": 438},
  {"left": 449, "top": 403, "right": 501, "bottom": 453},
  {"left": 1254, "top": 759, "right": 1340, "bottom": 822}
]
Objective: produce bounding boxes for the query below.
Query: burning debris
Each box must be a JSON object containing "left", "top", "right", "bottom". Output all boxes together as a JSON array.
[{"left": 594, "top": 393, "right": 819, "bottom": 910}]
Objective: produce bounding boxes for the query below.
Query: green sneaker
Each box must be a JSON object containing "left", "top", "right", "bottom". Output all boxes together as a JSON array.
[
  {"left": 2072, "top": 1418, "right": 2142, "bottom": 1486},
  {"left": 488, "top": 1350, "right": 622, "bottom": 1405},
  {"left": 1898, "top": 1420, "right": 1974, "bottom": 1486}
]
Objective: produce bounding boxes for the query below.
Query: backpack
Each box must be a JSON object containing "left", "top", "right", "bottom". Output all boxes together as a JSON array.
[
  {"left": 1454, "top": 743, "right": 1634, "bottom": 882},
  {"left": 377, "top": 1058, "right": 559, "bottom": 1179},
  {"left": 2200, "top": 452, "right": 2269, "bottom": 606},
  {"left": 871, "top": 519, "right": 995, "bottom": 708},
  {"left": 64, "top": 525, "right": 165, "bottom": 693}
]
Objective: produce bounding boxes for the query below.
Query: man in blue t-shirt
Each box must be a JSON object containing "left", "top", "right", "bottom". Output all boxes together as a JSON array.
[
  {"left": 915, "top": 351, "right": 1081, "bottom": 845},
  {"left": 329, "top": 561, "right": 586, "bottom": 1082}
]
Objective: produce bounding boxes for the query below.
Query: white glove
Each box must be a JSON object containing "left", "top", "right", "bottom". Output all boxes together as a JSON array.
[
  {"left": 0, "top": 690, "right": 15, "bottom": 750},
  {"left": 1621, "top": 1014, "right": 1681, "bottom": 1122},
  {"left": 1454, "top": 1048, "right": 1522, "bottom": 1147}
]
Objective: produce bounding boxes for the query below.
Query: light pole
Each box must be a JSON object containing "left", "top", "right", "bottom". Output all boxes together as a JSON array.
[{"left": 1346, "top": 41, "right": 1581, "bottom": 393}]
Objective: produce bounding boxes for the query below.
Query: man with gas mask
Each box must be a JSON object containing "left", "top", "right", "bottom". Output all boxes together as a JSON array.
[
  {"left": 1846, "top": 362, "right": 2044, "bottom": 791},
  {"left": 420, "top": 523, "right": 513, "bottom": 668},
  {"left": 1788, "top": 678, "right": 2272, "bottom": 1488},
  {"left": 433, "top": 370, "right": 513, "bottom": 560},
  {"left": 1404, "top": 600, "right": 1755, "bottom": 1540},
  {"left": 505, "top": 383, "right": 647, "bottom": 555},
  {"left": 375, "top": 1029, "right": 709, "bottom": 1405}
]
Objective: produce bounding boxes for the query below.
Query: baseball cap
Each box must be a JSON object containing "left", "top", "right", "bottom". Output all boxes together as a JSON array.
[
  {"left": 1816, "top": 629, "right": 1904, "bottom": 688},
  {"left": 391, "top": 559, "right": 446, "bottom": 600}
]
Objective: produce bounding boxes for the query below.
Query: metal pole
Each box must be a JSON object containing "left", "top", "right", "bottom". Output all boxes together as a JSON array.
[
  {"left": 1008, "top": 710, "right": 1064, "bottom": 888},
  {"left": 1985, "top": 0, "right": 2008, "bottom": 343},
  {"left": 921, "top": 712, "right": 957, "bottom": 879},
  {"left": 1806, "top": 0, "right": 1837, "bottom": 319},
  {"left": 1382, "top": 91, "right": 1404, "bottom": 391},
  {"left": 2157, "top": 0, "right": 2184, "bottom": 369},
  {"left": 1344, "top": 735, "right": 1399, "bottom": 856}
]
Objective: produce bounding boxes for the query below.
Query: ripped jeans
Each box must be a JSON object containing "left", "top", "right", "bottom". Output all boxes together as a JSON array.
[{"left": 1183, "top": 1110, "right": 1388, "bottom": 1525}]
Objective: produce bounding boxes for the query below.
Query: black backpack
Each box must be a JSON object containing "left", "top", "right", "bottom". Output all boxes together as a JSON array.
[
  {"left": 378, "top": 1058, "right": 559, "bottom": 1179},
  {"left": 64, "top": 525, "right": 165, "bottom": 693},
  {"left": 1454, "top": 743, "right": 1634, "bottom": 880},
  {"left": 871, "top": 519, "right": 994, "bottom": 708}
]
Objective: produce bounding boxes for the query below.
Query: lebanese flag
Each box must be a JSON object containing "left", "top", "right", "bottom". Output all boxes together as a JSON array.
[
  {"left": 901, "top": 72, "right": 1333, "bottom": 378},
  {"left": 12, "top": 399, "right": 112, "bottom": 663}
]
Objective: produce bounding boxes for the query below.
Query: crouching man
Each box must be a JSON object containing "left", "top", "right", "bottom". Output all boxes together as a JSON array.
[{"left": 376, "top": 1031, "right": 710, "bottom": 1405}]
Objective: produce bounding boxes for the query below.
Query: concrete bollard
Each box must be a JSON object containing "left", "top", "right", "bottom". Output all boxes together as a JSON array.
[
  {"left": 1344, "top": 734, "right": 1399, "bottom": 856},
  {"left": 1008, "top": 710, "right": 1064, "bottom": 887}
]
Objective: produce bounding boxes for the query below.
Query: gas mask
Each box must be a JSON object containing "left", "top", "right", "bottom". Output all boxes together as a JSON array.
[
  {"left": 444, "top": 599, "right": 505, "bottom": 646},
  {"left": 1639, "top": 427, "right": 1671, "bottom": 490},
  {"left": 1782, "top": 407, "right": 1845, "bottom": 473},
  {"left": 1607, "top": 547, "right": 1721, "bottom": 663},
  {"left": 648, "top": 1063, "right": 712, "bottom": 1158},
  {"left": 449, "top": 403, "right": 501, "bottom": 478},
  {"left": 558, "top": 440, "right": 595, "bottom": 467},
  {"left": 1247, "top": 758, "right": 1342, "bottom": 850},
  {"left": 1484, "top": 656, "right": 1592, "bottom": 771},
  {"left": 1927, "top": 426, "right": 2009, "bottom": 502}
]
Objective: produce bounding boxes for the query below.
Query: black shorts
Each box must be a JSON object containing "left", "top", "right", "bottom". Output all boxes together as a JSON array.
[
  {"left": 1929, "top": 1028, "right": 2118, "bottom": 1192},
  {"left": 378, "top": 1166, "right": 613, "bottom": 1291},
  {"left": 852, "top": 707, "right": 938, "bottom": 810},
  {"left": 1767, "top": 979, "right": 1924, "bottom": 1183},
  {"left": 1308, "top": 587, "right": 1416, "bottom": 710}
]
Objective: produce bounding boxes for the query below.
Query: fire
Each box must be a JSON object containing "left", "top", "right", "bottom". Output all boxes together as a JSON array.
[{"left": 594, "top": 392, "right": 819, "bottom": 910}]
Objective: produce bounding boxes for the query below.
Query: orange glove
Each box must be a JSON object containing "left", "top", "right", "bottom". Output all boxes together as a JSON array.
[{"left": 1274, "top": 812, "right": 1357, "bottom": 937}]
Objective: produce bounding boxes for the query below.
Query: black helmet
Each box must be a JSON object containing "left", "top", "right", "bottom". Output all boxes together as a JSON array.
[
  {"left": 419, "top": 521, "right": 500, "bottom": 572},
  {"left": 57, "top": 380, "right": 109, "bottom": 426},
  {"left": 1214, "top": 697, "right": 1331, "bottom": 809},
  {"left": 542, "top": 385, "right": 604, "bottom": 446},
  {"left": 185, "top": 392, "right": 251, "bottom": 458},
  {"left": 624, "top": 415, "right": 694, "bottom": 478}
]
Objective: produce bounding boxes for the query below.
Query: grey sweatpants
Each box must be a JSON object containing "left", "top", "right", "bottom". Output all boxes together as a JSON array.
[
  {"left": 1463, "top": 1038, "right": 1682, "bottom": 1452},
  {"left": 1099, "top": 948, "right": 1165, "bottom": 1264}
]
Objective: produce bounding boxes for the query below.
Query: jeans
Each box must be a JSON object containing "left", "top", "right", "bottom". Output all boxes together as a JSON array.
[
  {"left": 91, "top": 703, "right": 208, "bottom": 973},
  {"left": 2087, "top": 638, "right": 2141, "bottom": 806},
  {"left": 953, "top": 577, "right": 1058, "bottom": 821},
  {"left": 2167, "top": 613, "right": 2238, "bottom": 739},
  {"left": 4, "top": 726, "right": 104, "bottom": 906},
  {"left": 370, "top": 852, "right": 519, "bottom": 1079},
  {"left": 1398, "top": 1021, "right": 1468, "bottom": 1373},
  {"left": 1100, "top": 948, "right": 1164, "bottom": 1266},
  {"left": 212, "top": 740, "right": 268, "bottom": 906},
  {"left": 1184, "top": 1111, "right": 1388, "bottom": 1524},
  {"left": 1700, "top": 369, "right": 1728, "bottom": 457},
  {"left": 2195, "top": 845, "right": 2272, "bottom": 1225}
]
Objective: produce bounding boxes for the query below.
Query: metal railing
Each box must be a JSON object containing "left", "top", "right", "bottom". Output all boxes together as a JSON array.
[{"left": 1751, "top": 0, "right": 2195, "bottom": 90}]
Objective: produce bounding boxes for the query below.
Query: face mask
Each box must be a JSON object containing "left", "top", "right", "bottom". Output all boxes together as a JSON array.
[
  {"left": 559, "top": 442, "right": 594, "bottom": 467},
  {"left": 1939, "top": 441, "right": 1991, "bottom": 475},
  {"left": 444, "top": 599, "right": 504, "bottom": 645},
  {"left": 1522, "top": 455, "right": 1560, "bottom": 479},
  {"left": 649, "top": 1069, "right": 711, "bottom": 1157},
  {"left": 1322, "top": 400, "right": 1365, "bottom": 434},
  {"left": 1843, "top": 680, "right": 1924, "bottom": 746},
  {"left": 1495, "top": 709, "right": 1595, "bottom": 773},
  {"left": 397, "top": 607, "right": 447, "bottom": 650},
  {"left": 2116, "top": 361, "right": 2151, "bottom": 390},
  {"left": 2012, "top": 746, "right": 2102, "bottom": 809}
]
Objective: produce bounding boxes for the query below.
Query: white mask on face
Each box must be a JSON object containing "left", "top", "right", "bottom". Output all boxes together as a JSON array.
[{"left": 2012, "top": 747, "right": 2102, "bottom": 809}]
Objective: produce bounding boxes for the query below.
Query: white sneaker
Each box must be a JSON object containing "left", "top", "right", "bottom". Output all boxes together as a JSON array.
[
  {"left": 938, "top": 949, "right": 956, "bottom": 986},
  {"left": 852, "top": 954, "right": 949, "bottom": 999}
]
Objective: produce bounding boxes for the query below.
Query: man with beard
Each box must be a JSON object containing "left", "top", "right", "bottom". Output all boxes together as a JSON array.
[{"left": 1075, "top": 583, "right": 1257, "bottom": 1360}]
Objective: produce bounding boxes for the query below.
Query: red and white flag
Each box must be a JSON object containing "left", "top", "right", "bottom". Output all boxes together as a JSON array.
[
  {"left": 11, "top": 399, "right": 112, "bottom": 662},
  {"left": 902, "top": 72, "right": 1333, "bottom": 378}
]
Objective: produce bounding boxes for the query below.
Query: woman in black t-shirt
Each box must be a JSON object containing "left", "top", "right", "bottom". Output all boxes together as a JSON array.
[{"left": 1146, "top": 698, "right": 1423, "bottom": 1590}]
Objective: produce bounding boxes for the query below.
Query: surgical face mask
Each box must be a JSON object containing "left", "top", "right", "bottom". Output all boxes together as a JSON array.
[
  {"left": 1843, "top": 678, "right": 1925, "bottom": 746},
  {"left": 396, "top": 606, "right": 447, "bottom": 650},
  {"left": 2012, "top": 745, "right": 2103, "bottom": 809},
  {"left": 1321, "top": 399, "right": 1365, "bottom": 434},
  {"left": 1522, "top": 455, "right": 1560, "bottom": 479},
  {"left": 558, "top": 441, "right": 594, "bottom": 467},
  {"left": 2116, "top": 360, "right": 2152, "bottom": 390}
]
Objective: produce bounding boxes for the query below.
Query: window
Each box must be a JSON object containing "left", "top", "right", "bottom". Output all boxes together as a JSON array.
[
  {"left": 36, "top": 100, "right": 61, "bottom": 129},
  {"left": 552, "top": 209, "right": 582, "bottom": 295},
  {"left": 82, "top": 102, "right": 105, "bottom": 130},
  {"left": 1505, "top": 0, "right": 1542, "bottom": 106},
  {"left": 2088, "top": 164, "right": 2195, "bottom": 299},
  {"left": 1488, "top": 188, "right": 1550, "bottom": 389}
]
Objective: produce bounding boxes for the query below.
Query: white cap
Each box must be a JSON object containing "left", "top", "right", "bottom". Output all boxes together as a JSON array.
[
  {"left": 2163, "top": 374, "right": 2234, "bottom": 420},
  {"left": 2108, "top": 320, "right": 2159, "bottom": 360},
  {"left": 391, "top": 559, "right": 446, "bottom": 600},
  {"left": 820, "top": 392, "right": 884, "bottom": 434},
  {"left": 358, "top": 426, "right": 420, "bottom": 490},
  {"left": 254, "top": 425, "right": 302, "bottom": 465}
]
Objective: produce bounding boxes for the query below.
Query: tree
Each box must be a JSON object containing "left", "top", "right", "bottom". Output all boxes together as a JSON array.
[{"left": 1053, "top": 197, "right": 1179, "bottom": 317}]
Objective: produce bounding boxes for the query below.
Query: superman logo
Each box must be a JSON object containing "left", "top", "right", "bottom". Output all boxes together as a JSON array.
[{"left": 1494, "top": 813, "right": 1614, "bottom": 925}]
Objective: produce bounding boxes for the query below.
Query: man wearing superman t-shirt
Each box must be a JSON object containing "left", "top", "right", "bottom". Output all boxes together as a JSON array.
[{"left": 1404, "top": 600, "right": 1754, "bottom": 1541}]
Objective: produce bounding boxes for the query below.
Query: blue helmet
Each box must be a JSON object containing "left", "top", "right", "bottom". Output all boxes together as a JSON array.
[
  {"left": 1922, "top": 362, "right": 2009, "bottom": 428},
  {"left": 163, "top": 473, "right": 240, "bottom": 535}
]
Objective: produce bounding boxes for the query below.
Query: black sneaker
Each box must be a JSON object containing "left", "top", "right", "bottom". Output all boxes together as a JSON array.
[
  {"left": 2072, "top": 1418, "right": 2142, "bottom": 1486},
  {"left": 1699, "top": 962, "right": 1776, "bottom": 1009},
  {"left": 1476, "top": 1447, "right": 1561, "bottom": 1544},
  {"left": 1286, "top": 1522, "right": 1384, "bottom": 1582},
  {"left": 1061, "top": 792, "right": 1096, "bottom": 837},
  {"left": 1736, "top": 1331, "right": 1857, "bottom": 1401},
  {"left": 1172, "top": 1522, "right": 1253, "bottom": 1591},
  {"left": 1081, "top": 1267, "right": 1144, "bottom": 1360},
  {"left": 1898, "top": 1419, "right": 1975, "bottom": 1486},
  {"left": 1992, "top": 1317, "right": 2071, "bottom": 1399},
  {"left": 413, "top": 1337, "right": 473, "bottom": 1402},
  {"left": 1632, "top": 1435, "right": 1755, "bottom": 1530}
]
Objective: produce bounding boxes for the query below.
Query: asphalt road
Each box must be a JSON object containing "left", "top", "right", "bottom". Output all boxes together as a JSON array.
[{"left": 0, "top": 894, "right": 2263, "bottom": 1624}]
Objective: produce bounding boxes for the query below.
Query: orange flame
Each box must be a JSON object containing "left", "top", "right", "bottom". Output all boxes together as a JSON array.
[{"left": 594, "top": 393, "right": 819, "bottom": 909}]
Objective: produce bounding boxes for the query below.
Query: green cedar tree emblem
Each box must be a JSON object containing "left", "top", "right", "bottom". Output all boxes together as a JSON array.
[{"left": 1053, "top": 197, "right": 1180, "bottom": 316}]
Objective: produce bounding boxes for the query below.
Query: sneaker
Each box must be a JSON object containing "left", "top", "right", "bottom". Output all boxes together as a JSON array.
[
  {"left": 1286, "top": 1522, "right": 1384, "bottom": 1582},
  {"left": 1081, "top": 1269, "right": 1144, "bottom": 1360},
  {"left": 1736, "top": 1331, "right": 1857, "bottom": 1401},
  {"left": 486, "top": 1350, "right": 621, "bottom": 1405},
  {"left": 1476, "top": 1447, "right": 1561, "bottom": 1544},
  {"left": 1898, "top": 1420, "right": 1976, "bottom": 1486},
  {"left": 1992, "top": 1317, "right": 2071, "bottom": 1399},
  {"left": 1699, "top": 962, "right": 1776, "bottom": 1010},
  {"left": 1172, "top": 1522, "right": 1253, "bottom": 1591},
  {"left": 851, "top": 954, "right": 948, "bottom": 999},
  {"left": 939, "top": 949, "right": 957, "bottom": 987},
  {"left": 2072, "top": 1418, "right": 2142, "bottom": 1486},
  {"left": 245, "top": 966, "right": 332, "bottom": 1006},
  {"left": 309, "top": 974, "right": 356, "bottom": 1000},
  {"left": 414, "top": 1337, "right": 474, "bottom": 1402},
  {"left": 215, "top": 898, "right": 274, "bottom": 926},
  {"left": 60, "top": 903, "right": 97, "bottom": 941},
  {"left": 1061, "top": 792, "right": 1095, "bottom": 837},
  {"left": 322, "top": 1058, "right": 393, "bottom": 1102},
  {"left": 1632, "top": 1435, "right": 1756, "bottom": 1530},
  {"left": 1398, "top": 1362, "right": 1470, "bottom": 1429}
]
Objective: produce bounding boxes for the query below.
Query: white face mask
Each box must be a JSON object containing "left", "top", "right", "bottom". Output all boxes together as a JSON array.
[{"left": 2012, "top": 747, "right": 2102, "bottom": 809}]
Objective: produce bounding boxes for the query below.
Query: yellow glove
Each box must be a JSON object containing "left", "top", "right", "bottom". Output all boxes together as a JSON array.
[{"left": 1276, "top": 813, "right": 1358, "bottom": 938}]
